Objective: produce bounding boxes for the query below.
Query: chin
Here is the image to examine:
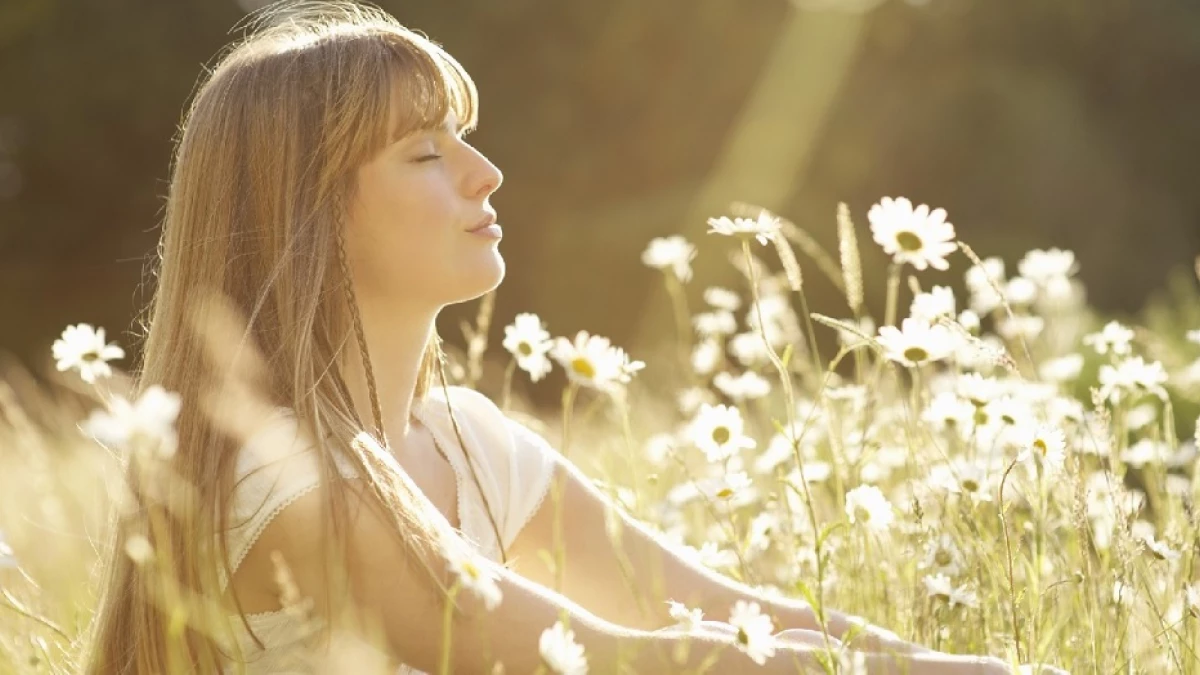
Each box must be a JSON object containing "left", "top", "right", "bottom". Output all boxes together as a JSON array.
[{"left": 457, "top": 254, "right": 505, "bottom": 302}]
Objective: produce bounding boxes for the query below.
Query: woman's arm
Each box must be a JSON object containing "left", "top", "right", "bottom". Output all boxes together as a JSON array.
[
  {"left": 506, "top": 451, "right": 932, "bottom": 656},
  {"left": 234, "top": 478, "right": 843, "bottom": 674}
]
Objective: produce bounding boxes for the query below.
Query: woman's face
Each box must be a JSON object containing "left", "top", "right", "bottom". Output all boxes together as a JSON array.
[{"left": 345, "top": 104, "right": 505, "bottom": 310}]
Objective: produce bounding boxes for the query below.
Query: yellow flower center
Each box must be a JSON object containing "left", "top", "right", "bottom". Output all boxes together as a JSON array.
[
  {"left": 896, "top": 231, "right": 923, "bottom": 252},
  {"left": 571, "top": 357, "right": 596, "bottom": 379},
  {"left": 711, "top": 426, "right": 731, "bottom": 445},
  {"left": 1033, "top": 438, "right": 1048, "bottom": 456},
  {"left": 935, "top": 549, "right": 953, "bottom": 567},
  {"left": 462, "top": 560, "right": 480, "bottom": 580},
  {"left": 903, "top": 347, "right": 929, "bottom": 363},
  {"left": 518, "top": 342, "right": 533, "bottom": 356}
]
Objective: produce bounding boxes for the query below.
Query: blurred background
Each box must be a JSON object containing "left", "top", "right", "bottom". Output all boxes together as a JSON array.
[{"left": 1, "top": 0, "right": 1198, "bottom": 403}]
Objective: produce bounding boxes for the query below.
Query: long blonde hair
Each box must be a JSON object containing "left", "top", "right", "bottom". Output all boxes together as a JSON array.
[{"left": 80, "top": 2, "right": 498, "bottom": 672}]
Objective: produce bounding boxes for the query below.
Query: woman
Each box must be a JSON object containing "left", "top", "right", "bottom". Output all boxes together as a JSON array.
[{"left": 80, "top": 2, "right": 1021, "bottom": 673}]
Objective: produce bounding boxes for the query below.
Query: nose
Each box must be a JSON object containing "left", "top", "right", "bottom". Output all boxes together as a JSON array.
[{"left": 468, "top": 148, "right": 503, "bottom": 200}]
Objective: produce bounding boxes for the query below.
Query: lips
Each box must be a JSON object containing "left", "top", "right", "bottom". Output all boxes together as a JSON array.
[{"left": 467, "top": 213, "right": 497, "bottom": 232}]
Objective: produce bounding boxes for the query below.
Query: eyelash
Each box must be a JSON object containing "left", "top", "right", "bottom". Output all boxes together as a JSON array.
[{"left": 416, "top": 154, "right": 443, "bottom": 162}]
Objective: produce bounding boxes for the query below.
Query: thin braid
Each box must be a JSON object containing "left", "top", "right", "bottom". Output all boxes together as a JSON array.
[
  {"left": 436, "top": 351, "right": 509, "bottom": 565},
  {"left": 335, "top": 226, "right": 388, "bottom": 447}
]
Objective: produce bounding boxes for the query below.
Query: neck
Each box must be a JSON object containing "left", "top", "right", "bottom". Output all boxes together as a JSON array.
[{"left": 342, "top": 293, "right": 440, "bottom": 447}]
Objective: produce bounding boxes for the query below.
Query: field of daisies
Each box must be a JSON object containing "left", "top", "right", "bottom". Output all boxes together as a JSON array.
[{"left": 3, "top": 196, "right": 1200, "bottom": 672}]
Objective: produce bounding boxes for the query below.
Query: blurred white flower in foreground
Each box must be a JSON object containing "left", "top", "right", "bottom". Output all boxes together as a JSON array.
[
  {"left": 876, "top": 318, "right": 958, "bottom": 367},
  {"left": 502, "top": 313, "right": 554, "bottom": 382},
  {"left": 703, "top": 286, "right": 742, "bottom": 312},
  {"left": 1018, "top": 248, "right": 1079, "bottom": 285},
  {"left": 1039, "top": 353, "right": 1084, "bottom": 383},
  {"left": 923, "top": 573, "right": 979, "bottom": 608},
  {"left": 1098, "top": 356, "right": 1169, "bottom": 404},
  {"left": 551, "top": 331, "right": 644, "bottom": 394},
  {"left": 539, "top": 619, "right": 588, "bottom": 675},
  {"left": 1187, "top": 329, "right": 1200, "bottom": 345},
  {"left": 52, "top": 323, "right": 125, "bottom": 383},
  {"left": 965, "top": 256, "right": 1006, "bottom": 315},
  {"left": 688, "top": 403, "right": 756, "bottom": 462},
  {"left": 666, "top": 600, "right": 705, "bottom": 631},
  {"left": 712, "top": 370, "right": 771, "bottom": 401},
  {"left": 845, "top": 484, "right": 895, "bottom": 532},
  {"left": 868, "top": 197, "right": 957, "bottom": 271},
  {"left": 641, "top": 235, "right": 697, "bottom": 282},
  {"left": 910, "top": 285, "right": 956, "bottom": 322},
  {"left": 447, "top": 549, "right": 502, "bottom": 611},
  {"left": 706, "top": 212, "right": 780, "bottom": 246},
  {"left": 728, "top": 600, "right": 777, "bottom": 665},
  {"left": 83, "top": 385, "right": 182, "bottom": 459},
  {"left": 1083, "top": 321, "right": 1135, "bottom": 356}
]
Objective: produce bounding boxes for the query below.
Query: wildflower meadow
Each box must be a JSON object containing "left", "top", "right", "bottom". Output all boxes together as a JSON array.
[{"left": 2, "top": 197, "right": 1200, "bottom": 673}]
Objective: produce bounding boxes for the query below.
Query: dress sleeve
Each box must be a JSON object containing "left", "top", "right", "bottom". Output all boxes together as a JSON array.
[
  {"left": 431, "top": 387, "right": 557, "bottom": 551},
  {"left": 497, "top": 415, "right": 557, "bottom": 547},
  {"left": 218, "top": 409, "right": 358, "bottom": 591}
]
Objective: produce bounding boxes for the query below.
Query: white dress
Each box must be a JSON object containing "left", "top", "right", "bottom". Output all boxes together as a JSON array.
[{"left": 217, "top": 386, "right": 557, "bottom": 674}]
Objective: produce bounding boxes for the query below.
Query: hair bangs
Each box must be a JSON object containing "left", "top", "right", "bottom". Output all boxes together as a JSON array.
[{"left": 377, "top": 32, "right": 479, "bottom": 148}]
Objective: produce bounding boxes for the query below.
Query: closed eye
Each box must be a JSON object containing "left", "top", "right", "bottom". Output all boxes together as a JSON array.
[{"left": 416, "top": 154, "right": 443, "bottom": 162}]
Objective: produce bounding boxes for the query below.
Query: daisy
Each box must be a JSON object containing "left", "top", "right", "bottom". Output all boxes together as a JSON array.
[
  {"left": 1039, "top": 354, "right": 1084, "bottom": 383},
  {"left": 695, "top": 470, "right": 754, "bottom": 502},
  {"left": 693, "top": 310, "right": 738, "bottom": 337},
  {"left": 920, "top": 534, "right": 964, "bottom": 576},
  {"left": 876, "top": 318, "right": 958, "bottom": 367},
  {"left": 728, "top": 600, "right": 777, "bottom": 666},
  {"left": 83, "top": 385, "right": 183, "bottom": 459},
  {"left": 1083, "top": 321, "right": 1135, "bottom": 356},
  {"left": 704, "top": 286, "right": 742, "bottom": 312},
  {"left": 687, "top": 403, "right": 756, "bottom": 462},
  {"left": 965, "top": 256, "right": 1006, "bottom": 315},
  {"left": 502, "top": 313, "right": 554, "bottom": 382},
  {"left": 539, "top": 620, "right": 588, "bottom": 675},
  {"left": 447, "top": 550, "right": 503, "bottom": 611},
  {"left": 706, "top": 211, "right": 781, "bottom": 246},
  {"left": 52, "top": 323, "right": 125, "bottom": 383},
  {"left": 957, "top": 310, "right": 981, "bottom": 334},
  {"left": 922, "top": 391, "right": 976, "bottom": 436},
  {"left": 1187, "top": 329, "right": 1200, "bottom": 345},
  {"left": 923, "top": 574, "right": 979, "bottom": 609},
  {"left": 1098, "top": 356, "right": 1169, "bottom": 404},
  {"left": 1138, "top": 532, "right": 1180, "bottom": 562},
  {"left": 910, "top": 286, "right": 956, "bottom": 322},
  {"left": 1017, "top": 424, "right": 1067, "bottom": 472},
  {"left": 1120, "top": 439, "right": 1171, "bottom": 468},
  {"left": 996, "top": 315, "right": 1045, "bottom": 341},
  {"left": 692, "top": 541, "right": 740, "bottom": 570},
  {"left": 641, "top": 235, "right": 697, "bottom": 282},
  {"left": 1186, "top": 584, "right": 1200, "bottom": 618},
  {"left": 1018, "top": 248, "right": 1078, "bottom": 285},
  {"left": 867, "top": 197, "right": 957, "bottom": 271},
  {"left": 666, "top": 600, "right": 705, "bottom": 631},
  {"left": 727, "top": 331, "right": 771, "bottom": 367},
  {"left": 550, "top": 331, "right": 645, "bottom": 394},
  {"left": 956, "top": 373, "right": 1002, "bottom": 407},
  {"left": 691, "top": 339, "right": 722, "bottom": 376},
  {"left": 712, "top": 370, "right": 771, "bottom": 401},
  {"left": 1004, "top": 277, "right": 1038, "bottom": 306},
  {"left": 844, "top": 484, "right": 895, "bottom": 532}
]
